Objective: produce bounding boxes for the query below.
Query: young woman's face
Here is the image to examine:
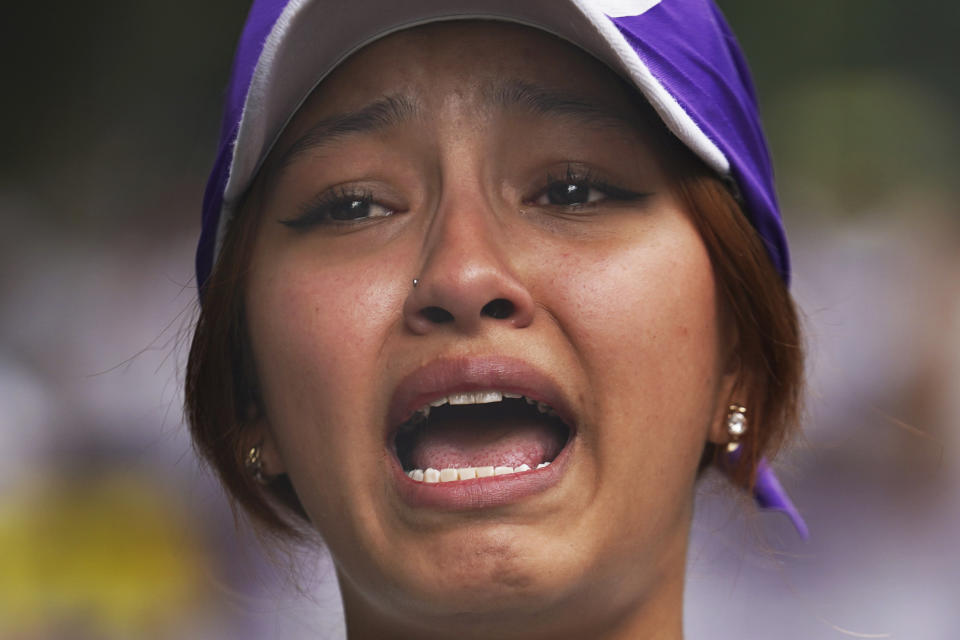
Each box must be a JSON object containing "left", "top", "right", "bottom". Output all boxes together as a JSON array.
[{"left": 245, "top": 22, "right": 737, "bottom": 637}]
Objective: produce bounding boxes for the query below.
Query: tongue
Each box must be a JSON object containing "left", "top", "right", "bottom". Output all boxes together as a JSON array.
[{"left": 408, "top": 409, "right": 565, "bottom": 470}]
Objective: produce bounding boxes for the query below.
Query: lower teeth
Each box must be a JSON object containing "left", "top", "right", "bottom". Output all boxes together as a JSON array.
[{"left": 407, "top": 462, "right": 550, "bottom": 483}]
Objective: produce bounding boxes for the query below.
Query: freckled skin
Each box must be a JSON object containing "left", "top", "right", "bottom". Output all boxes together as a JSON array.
[{"left": 245, "top": 22, "right": 738, "bottom": 640}]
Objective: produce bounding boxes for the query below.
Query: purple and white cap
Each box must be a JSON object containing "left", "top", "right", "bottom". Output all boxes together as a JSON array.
[{"left": 198, "top": 0, "right": 804, "bottom": 537}]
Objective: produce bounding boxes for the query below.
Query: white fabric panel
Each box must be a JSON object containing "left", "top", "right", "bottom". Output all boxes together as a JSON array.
[{"left": 589, "top": 0, "right": 662, "bottom": 17}]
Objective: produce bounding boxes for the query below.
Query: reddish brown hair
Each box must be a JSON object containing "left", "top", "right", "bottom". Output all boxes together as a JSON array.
[
  {"left": 676, "top": 173, "right": 804, "bottom": 487},
  {"left": 186, "top": 177, "right": 311, "bottom": 540}
]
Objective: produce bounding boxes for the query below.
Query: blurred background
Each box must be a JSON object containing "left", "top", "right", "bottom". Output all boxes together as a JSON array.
[{"left": 1, "top": 1, "right": 957, "bottom": 638}]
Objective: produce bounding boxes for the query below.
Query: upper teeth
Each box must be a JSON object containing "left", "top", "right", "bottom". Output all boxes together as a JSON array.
[
  {"left": 442, "top": 390, "right": 517, "bottom": 406},
  {"left": 409, "top": 390, "right": 556, "bottom": 422},
  {"left": 407, "top": 461, "right": 551, "bottom": 483}
]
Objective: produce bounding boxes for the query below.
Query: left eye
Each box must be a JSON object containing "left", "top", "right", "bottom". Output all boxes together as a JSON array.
[
  {"left": 534, "top": 180, "right": 606, "bottom": 207},
  {"left": 528, "top": 167, "right": 647, "bottom": 210},
  {"left": 325, "top": 197, "right": 393, "bottom": 221},
  {"left": 281, "top": 188, "right": 398, "bottom": 230}
]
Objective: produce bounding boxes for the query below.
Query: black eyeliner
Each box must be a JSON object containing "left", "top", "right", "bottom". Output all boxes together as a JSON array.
[
  {"left": 279, "top": 187, "right": 376, "bottom": 230},
  {"left": 535, "top": 164, "right": 651, "bottom": 206}
]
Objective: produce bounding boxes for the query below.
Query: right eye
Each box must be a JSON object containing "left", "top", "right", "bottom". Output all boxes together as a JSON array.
[
  {"left": 281, "top": 188, "right": 397, "bottom": 229},
  {"left": 523, "top": 164, "right": 649, "bottom": 215},
  {"left": 533, "top": 179, "right": 608, "bottom": 207}
]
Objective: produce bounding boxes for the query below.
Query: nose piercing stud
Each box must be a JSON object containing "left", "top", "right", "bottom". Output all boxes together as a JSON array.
[{"left": 412, "top": 278, "right": 420, "bottom": 288}]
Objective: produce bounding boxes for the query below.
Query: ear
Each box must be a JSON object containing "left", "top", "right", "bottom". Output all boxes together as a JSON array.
[
  {"left": 707, "top": 371, "right": 746, "bottom": 445},
  {"left": 706, "top": 304, "right": 748, "bottom": 445}
]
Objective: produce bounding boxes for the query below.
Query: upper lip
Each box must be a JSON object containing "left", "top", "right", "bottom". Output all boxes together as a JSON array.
[{"left": 385, "top": 356, "right": 576, "bottom": 439}]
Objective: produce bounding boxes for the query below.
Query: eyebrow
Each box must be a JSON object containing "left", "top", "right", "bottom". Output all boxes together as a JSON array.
[
  {"left": 275, "top": 80, "right": 635, "bottom": 173},
  {"left": 487, "top": 80, "right": 635, "bottom": 130},
  {"left": 276, "top": 94, "right": 418, "bottom": 169}
]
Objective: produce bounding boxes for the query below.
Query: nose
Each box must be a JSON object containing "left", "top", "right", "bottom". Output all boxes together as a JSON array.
[{"left": 403, "top": 200, "right": 535, "bottom": 335}]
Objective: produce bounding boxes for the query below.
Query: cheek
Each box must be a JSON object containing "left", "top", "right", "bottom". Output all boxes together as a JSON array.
[
  {"left": 550, "top": 229, "right": 719, "bottom": 385},
  {"left": 539, "top": 216, "right": 722, "bottom": 465},
  {"left": 249, "top": 258, "right": 398, "bottom": 379},
  {"left": 244, "top": 244, "right": 410, "bottom": 463}
]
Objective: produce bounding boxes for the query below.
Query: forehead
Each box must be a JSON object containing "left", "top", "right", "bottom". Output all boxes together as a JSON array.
[{"left": 278, "top": 21, "right": 646, "bottom": 137}]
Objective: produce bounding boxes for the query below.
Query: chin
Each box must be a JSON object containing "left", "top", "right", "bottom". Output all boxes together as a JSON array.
[
  {"left": 339, "top": 530, "right": 609, "bottom": 635},
  {"left": 331, "top": 484, "right": 684, "bottom": 639}
]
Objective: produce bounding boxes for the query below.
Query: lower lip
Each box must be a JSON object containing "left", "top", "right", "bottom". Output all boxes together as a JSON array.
[{"left": 390, "top": 437, "right": 575, "bottom": 510}]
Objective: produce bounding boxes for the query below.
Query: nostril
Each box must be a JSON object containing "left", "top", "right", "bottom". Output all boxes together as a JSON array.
[
  {"left": 421, "top": 306, "right": 455, "bottom": 324},
  {"left": 482, "top": 298, "right": 514, "bottom": 319}
]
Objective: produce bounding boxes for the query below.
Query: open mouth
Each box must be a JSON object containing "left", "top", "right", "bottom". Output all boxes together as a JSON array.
[{"left": 392, "top": 391, "right": 573, "bottom": 483}]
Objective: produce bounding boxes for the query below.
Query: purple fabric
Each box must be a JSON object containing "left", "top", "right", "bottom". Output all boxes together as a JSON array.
[
  {"left": 610, "top": 1, "right": 789, "bottom": 282},
  {"left": 196, "top": 0, "right": 288, "bottom": 294},
  {"left": 754, "top": 458, "right": 810, "bottom": 540},
  {"left": 725, "top": 450, "right": 808, "bottom": 540}
]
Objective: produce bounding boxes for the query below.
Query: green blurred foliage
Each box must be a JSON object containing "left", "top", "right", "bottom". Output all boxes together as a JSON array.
[
  {"left": 769, "top": 72, "right": 956, "bottom": 216},
  {"left": 718, "top": 0, "right": 960, "bottom": 218},
  {"left": 718, "top": 1, "right": 960, "bottom": 100}
]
